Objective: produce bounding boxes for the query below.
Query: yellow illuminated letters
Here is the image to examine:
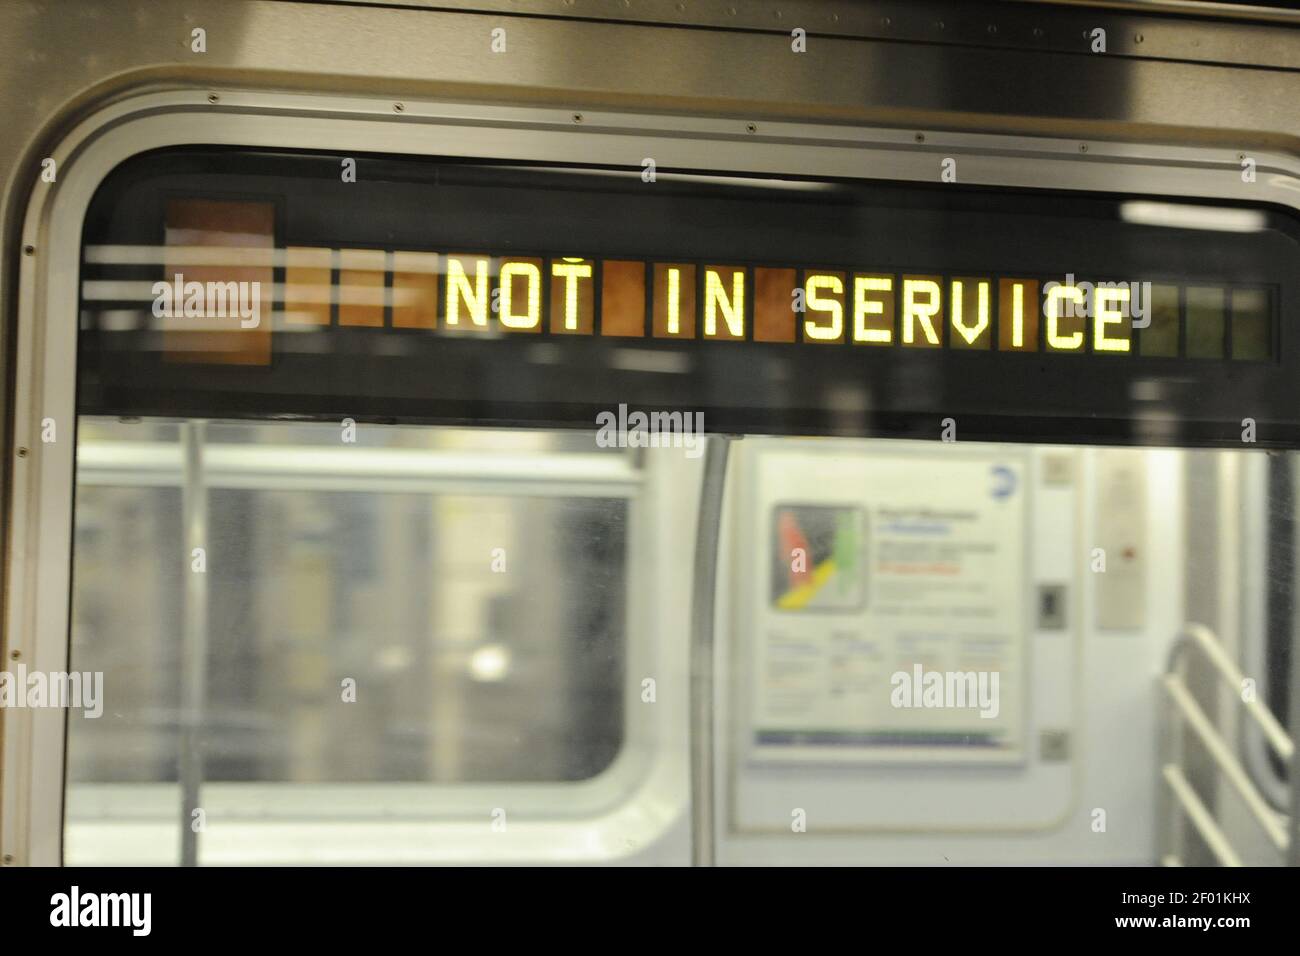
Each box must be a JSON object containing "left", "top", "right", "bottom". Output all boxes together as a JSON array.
[
  {"left": 950, "top": 279, "right": 990, "bottom": 346},
  {"left": 853, "top": 276, "right": 893, "bottom": 344},
  {"left": 1094, "top": 287, "right": 1131, "bottom": 353},
  {"left": 1045, "top": 285, "right": 1085, "bottom": 351},
  {"left": 446, "top": 256, "right": 489, "bottom": 327},
  {"left": 901, "top": 278, "right": 942, "bottom": 346},
  {"left": 804, "top": 274, "right": 844, "bottom": 341},
  {"left": 1010, "top": 283, "right": 1025, "bottom": 347},
  {"left": 499, "top": 261, "right": 542, "bottom": 330},
  {"left": 552, "top": 258, "right": 593, "bottom": 331},
  {"left": 666, "top": 268, "right": 683, "bottom": 335},
  {"left": 254, "top": 244, "right": 1259, "bottom": 363},
  {"left": 704, "top": 269, "right": 745, "bottom": 339}
]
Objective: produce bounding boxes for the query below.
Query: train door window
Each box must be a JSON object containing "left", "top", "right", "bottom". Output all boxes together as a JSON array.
[{"left": 60, "top": 143, "right": 1300, "bottom": 866}]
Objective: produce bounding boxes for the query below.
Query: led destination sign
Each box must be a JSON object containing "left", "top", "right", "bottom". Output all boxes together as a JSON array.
[
  {"left": 80, "top": 152, "right": 1300, "bottom": 448},
  {"left": 268, "top": 250, "right": 1274, "bottom": 362}
]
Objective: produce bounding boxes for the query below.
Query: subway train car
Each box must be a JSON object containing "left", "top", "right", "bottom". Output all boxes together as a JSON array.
[{"left": 2, "top": 0, "right": 1300, "bottom": 878}]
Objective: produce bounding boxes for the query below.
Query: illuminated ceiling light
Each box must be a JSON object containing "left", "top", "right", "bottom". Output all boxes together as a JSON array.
[
  {"left": 1119, "top": 201, "right": 1266, "bottom": 233},
  {"left": 469, "top": 644, "right": 511, "bottom": 682}
]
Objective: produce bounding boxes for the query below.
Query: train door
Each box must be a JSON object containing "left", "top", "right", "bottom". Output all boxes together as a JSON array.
[
  {"left": 713, "top": 440, "right": 1294, "bottom": 866},
  {"left": 5, "top": 96, "right": 1300, "bottom": 866}
]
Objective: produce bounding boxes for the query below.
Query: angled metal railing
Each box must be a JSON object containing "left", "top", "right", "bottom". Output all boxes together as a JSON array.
[{"left": 1159, "top": 622, "right": 1292, "bottom": 866}]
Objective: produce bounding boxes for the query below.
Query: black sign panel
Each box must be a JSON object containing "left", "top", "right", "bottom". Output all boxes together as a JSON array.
[{"left": 77, "top": 148, "right": 1300, "bottom": 447}]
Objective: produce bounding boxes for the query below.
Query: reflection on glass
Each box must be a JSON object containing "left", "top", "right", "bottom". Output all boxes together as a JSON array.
[
  {"left": 1186, "top": 287, "right": 1227, "bottom": 358},
  {"left": 67, "top": 420, "right": 628, "bottom": 800}
]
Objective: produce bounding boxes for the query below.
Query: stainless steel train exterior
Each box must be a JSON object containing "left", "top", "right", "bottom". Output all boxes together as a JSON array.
[{"left": 3, "top": 0, "right": 1300, "bottom": 869}]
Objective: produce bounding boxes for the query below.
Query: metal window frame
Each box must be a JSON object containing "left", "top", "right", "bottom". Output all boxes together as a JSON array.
[{"left": 7, "top": 87, "right": 1300, "bottom": 865}]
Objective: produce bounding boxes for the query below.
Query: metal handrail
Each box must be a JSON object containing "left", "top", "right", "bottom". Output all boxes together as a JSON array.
[
  {"left": 1161, "top": 765, "right": 1243, "bottom": 867},
  {"left": 1161, "top": 622, "right": 1293, "bottom": 865}
]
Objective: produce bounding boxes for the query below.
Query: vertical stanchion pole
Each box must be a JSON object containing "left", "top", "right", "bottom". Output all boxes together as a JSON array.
[
  {"left": 1287, "top": 456, "right": 1300, "bottom": 866},
  {"left": 179, "top": 421, "right": 209, "bottom": 867},
  {"left": 1289, "top": 566, "right": 1300, "bottom": 864},
  {"left": 690, "top": 434, "right": 732, "bottom": 868}
]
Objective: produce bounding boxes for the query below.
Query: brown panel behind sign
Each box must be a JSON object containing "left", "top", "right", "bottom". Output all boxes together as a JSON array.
[{"left": 163, "top": 199, "right": 274, "bottom": 365}]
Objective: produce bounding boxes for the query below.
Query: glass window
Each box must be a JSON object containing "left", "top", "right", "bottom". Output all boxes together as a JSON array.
[
  {"left": 65, "top": 419, "right": 633, "bottom": 861},
  {"left": 66, "top": 146, "right": 1300, "bottom": 867}
]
